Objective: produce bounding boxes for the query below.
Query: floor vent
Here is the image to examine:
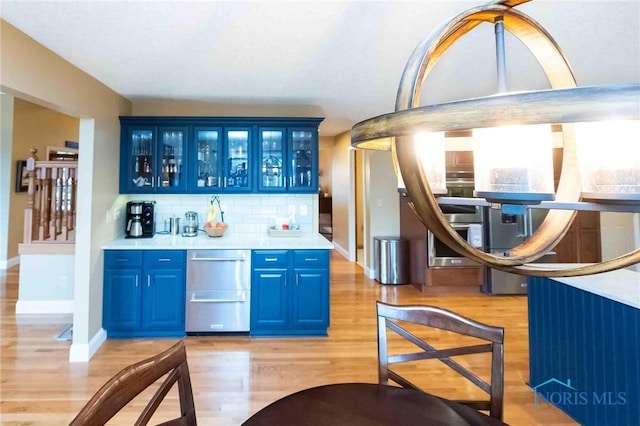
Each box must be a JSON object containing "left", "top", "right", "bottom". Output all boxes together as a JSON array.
[{"left": 57, "top": 325, "right": 73, "bottom": 341}]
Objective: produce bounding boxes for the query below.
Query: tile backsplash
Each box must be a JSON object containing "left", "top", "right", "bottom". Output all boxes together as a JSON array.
[{"left": 126, "top": 194, "right": 318, "bottom": 234}]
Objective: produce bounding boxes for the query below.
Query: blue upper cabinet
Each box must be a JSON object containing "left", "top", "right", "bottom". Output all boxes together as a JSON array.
[
  {"left": 120, "top": 120, "right": 188, "bottom": 194},
  {"left": 258, "top": 125, "right": 320, "bottom": 193},
  {"left": 223, "top": 127, "right": 253, "bottom": 193},
  {"left": 258, "top": 127, "right": 286, "bottom": 192},
  {"left": 120, "top": 117, "right": 323, "bottom": 194},
  {"left": 190, "top": 126, "right": 222, "bottom": 192},
  {"left": 288, "top": 128, "right": 319, "bottom": 193}
]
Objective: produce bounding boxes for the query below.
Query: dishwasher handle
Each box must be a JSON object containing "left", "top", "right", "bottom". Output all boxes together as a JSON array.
[
  {"left": 189, "top": 293, "right": 246, "bottom": 303},
  {"left": 190, "top": 256, "right": 246, "bottom": 262}
]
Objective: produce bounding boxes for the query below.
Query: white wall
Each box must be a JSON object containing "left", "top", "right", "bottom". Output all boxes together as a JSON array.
[
  {"left": 121, "top": 194, "right": 317, "bottom": 236},
  {"left": 600, "top": 213, "right": 640, "bottom": 273},
  {"left": 363, "top": 150, "right": 401, "bottom": 278},
  {"left": 16, "top": 254, "right": 75, "bottom": 313}
]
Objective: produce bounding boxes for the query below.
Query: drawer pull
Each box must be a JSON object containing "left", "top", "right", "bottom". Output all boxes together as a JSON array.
[
  {"left": 265, "top": 257, "right": 279, "bottom": 262},
  {"left": 305, "top": 258, "right": 318, "bottom": 262},
  {"left": 116, "top": 258, "right": 129, "bottom": 262},
  {"left": 157, "top": 258, "right": 172, "bottom": 262}
]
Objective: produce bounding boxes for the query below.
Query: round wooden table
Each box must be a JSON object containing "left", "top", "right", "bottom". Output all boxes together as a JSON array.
[{"left": 242, "top": 383, "right": 508, "bottom": 426}]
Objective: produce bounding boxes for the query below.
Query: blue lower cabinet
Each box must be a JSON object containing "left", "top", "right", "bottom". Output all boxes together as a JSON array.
[
  {"left": 104, "top": 250, "right": 186, "bottom": 338},
  {"left": 251, "top": 267, "right": 289, "bottom": 330},
  {"left": 292, "top": 268, "right": 328, "bottom": 328},
  {"left": 251, "top": 250, "right": 330, "bottom": 336}
]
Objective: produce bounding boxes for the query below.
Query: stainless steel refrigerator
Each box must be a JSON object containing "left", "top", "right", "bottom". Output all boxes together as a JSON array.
[{"left": 482, "top": 207, "right": 556, "bottom": 295}]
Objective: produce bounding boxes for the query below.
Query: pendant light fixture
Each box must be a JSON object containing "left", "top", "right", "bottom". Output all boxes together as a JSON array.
[{"left": 351, "top": 0, "right": 640, "bottom": 277}]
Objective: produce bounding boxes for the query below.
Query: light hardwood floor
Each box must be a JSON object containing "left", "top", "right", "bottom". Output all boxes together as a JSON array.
[{"left": 0, "top": 252, "right": 577, "bottom": 425}]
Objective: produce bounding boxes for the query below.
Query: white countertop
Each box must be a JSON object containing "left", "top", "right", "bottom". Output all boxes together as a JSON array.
[
  {"left": 103, "top": 231, "right": 335, "bottom": 251},
  {"left": 528, "top": 264, "right": 640, "bottom": 310}
]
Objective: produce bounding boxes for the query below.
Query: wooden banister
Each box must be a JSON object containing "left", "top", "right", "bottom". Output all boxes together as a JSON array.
[{"left": 23, "top": 148, "right": 77, "bottom": 245}]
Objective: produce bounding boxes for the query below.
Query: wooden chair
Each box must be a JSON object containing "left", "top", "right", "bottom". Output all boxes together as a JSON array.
[
  {"left": 69, "top": 341, "right": 197, "bottom": 426},
  {"left": 376, "top": 301, "right": 505, "bottom": 420}
]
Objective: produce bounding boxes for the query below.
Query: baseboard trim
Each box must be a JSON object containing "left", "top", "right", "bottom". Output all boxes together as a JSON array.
[
  {"left": 333, "top": 243, "right": 350, "bottom": 261},
  {"left": 69, "top": 328, "right": 107, "bottom": 363},
  {"left": 0, "top": 256, "right": 20, "bottom": 270},
  {"left": 364, "top": 265, "right": 375, "bottom": 279},
  {"left": 15, "top": 299, "right": 73, "bottom": 314}
]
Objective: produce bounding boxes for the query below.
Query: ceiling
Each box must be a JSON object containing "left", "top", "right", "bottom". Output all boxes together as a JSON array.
[{"left": 1, "top": 1, "right": 639, "bottom": 137}]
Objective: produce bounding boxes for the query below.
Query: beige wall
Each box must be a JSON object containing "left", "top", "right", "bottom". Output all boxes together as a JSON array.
[
  {"left": 0, "top": 94, "right": 14, "bottom": 268},
  {"left": 1, "top": 19, "right": 131, "bottom": 361},
  {"left": 132, "top": 99, "right": 325, "bottom": 118},
  {"left": 318, "top": 136, "right": 333, "bottom": 196},
  {"left": 9, "top": 99, "right": 79, "bottom": 259},
  {"left": 331, "top": 131, "right": 353, "bottom": 259}
]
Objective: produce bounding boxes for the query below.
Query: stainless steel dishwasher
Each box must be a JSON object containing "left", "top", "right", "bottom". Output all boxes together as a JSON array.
[{"left": 186, "top": 249, "right": 251, "bottom": 333}]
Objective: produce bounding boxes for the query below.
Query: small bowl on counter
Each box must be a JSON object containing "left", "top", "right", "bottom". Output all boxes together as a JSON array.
[
  {"left": 204, "top": 222, "right": 228, "bottom": 238},
  {"left": 268, "top": 226, "right": 301, "bottom": 238}
]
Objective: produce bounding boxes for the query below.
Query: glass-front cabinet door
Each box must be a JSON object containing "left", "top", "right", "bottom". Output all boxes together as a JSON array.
[
  {"left": 157, "top": 127, "right": 186, "bottom": 192},
  {"left": 127, "top": 128, "right": 155, "bottom": 192},
  {"left": 289, "top": 128, "right": 317, "bottom": 192},
  {"left": 224, "top": 128, "right": 252, "bottom": 192},
  {"left": 121, "top": 125, "right": 187, "bottom": 193},
  {"left": 258, "top": 128, "right": 285, "bottom": 191},
  {"left": 190, "top": 127, "right": 222, "bottom": 192}
]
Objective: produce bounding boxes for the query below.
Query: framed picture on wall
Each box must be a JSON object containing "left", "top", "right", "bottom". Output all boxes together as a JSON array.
[{"left": 15, "top": 160, "right": 29, "bottom": 193}]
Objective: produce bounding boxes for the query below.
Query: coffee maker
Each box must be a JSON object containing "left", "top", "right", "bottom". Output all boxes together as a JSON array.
[{"left": 125, "top": 201, "right": 155, "bottom": 238}]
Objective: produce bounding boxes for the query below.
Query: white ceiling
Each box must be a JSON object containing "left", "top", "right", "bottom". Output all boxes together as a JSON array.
[{"left": 1, "top": 1, "right": 639, "bottom": 136}]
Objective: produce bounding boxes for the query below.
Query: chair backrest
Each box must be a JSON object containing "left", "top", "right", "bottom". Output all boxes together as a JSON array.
[
  {"left": 69, "top": 340, "right": 197, "bottom": 426},
  {"left": 376, "top": 301, "right": 504, "bottom": 420}
]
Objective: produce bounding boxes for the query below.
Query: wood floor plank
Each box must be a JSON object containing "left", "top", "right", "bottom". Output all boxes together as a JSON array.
[{"left": 0, "top": 252, "right": 577, "bottom": 425}]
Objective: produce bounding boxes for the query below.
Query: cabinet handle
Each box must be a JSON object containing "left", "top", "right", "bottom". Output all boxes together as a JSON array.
[
  {"left": 135, "top": 276, "right": 139, "bottom": 287},
  {"left": 157, "top": 258, "right": 171, "bottom": 262},
  {"left": 305, "top": 258, "right": 318, "bottom": 262},
  {"left": 147, "top": 275, "right": 151, "bottom": 287},
  {"left": 265, "top": 257, "right": 278, "bottom": 262},
  {"left": 117, "top": 258, "right": 128, "bottom": 262}
]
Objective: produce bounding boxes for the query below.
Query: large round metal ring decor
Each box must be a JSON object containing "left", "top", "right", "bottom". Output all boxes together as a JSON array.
[{"left": 351, "top": 1, "right": 640, "bottom": 276}]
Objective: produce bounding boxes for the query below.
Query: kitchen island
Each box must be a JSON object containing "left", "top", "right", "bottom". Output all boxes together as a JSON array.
[
  {"left": 527, "top": 268, "right": 639, "bottom": 426},
  {"left": 103, "top": 232, "right": 334, "bottom": 338}
]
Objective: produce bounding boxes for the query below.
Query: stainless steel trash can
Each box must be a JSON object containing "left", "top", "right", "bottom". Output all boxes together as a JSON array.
[{"left": 374, "top": 237, "right": 409, "bottom": 285}]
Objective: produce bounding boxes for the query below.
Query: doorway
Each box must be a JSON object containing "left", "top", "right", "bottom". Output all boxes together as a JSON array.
[{"left": 354, "top": 149, "right": 364, "bottom": 267}]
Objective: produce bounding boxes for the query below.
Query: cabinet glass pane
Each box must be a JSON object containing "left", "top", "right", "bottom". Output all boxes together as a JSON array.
[
  {"left": 131, "top": 130, "right": 154, "bottom": 189},
  {"left": 226, "top": 130, "right": 249, "bottom": 188},
  {"left": 159, "top": 129, "right": 184, "bottom": 188},
  {"left": 291, "top": 130, "right": 313, "bottom": 188},
  {"left": 196, "top": 130, "right": 220, "bottom": 188},
  {"left": 261, "top": 130, "right": 284, "bottom": 188}
]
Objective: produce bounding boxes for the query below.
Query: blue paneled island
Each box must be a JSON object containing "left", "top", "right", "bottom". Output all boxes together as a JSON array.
[{"left": 527, "top": 269, "right": 640, "bottom": 426}]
